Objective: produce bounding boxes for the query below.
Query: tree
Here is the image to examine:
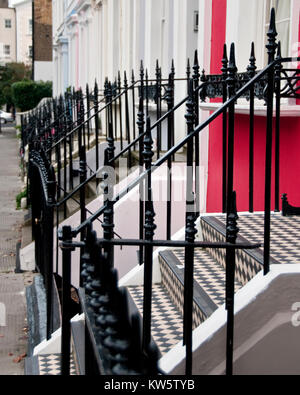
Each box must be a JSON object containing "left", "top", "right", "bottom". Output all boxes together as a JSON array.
[
  {"left": 12, "top": 80, "right": 52, "bottom": 112},
  {"left": 0, "top": 63, "right": 32, "bottom": 110}
]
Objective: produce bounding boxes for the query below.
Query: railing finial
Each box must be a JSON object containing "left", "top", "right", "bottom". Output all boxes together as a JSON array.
[
  {"left": 247, "top": 42, "right": 257, "bottom": 77},
  {"left": 266, "top": 7, "right": 278, "bottom": 62}
]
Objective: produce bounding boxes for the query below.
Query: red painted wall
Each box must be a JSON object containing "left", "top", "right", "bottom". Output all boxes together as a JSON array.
[
  {"left": 206, "top": 0, "right": 227, "bottom": 212},
  {"left": 206, "top": 4, "right": 300, "bottom": 213}
]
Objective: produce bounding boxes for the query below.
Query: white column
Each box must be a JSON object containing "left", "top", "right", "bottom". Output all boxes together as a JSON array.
[
  {"left": 144, "top": 0, "right": 163, "bottom": 77},
  {"left": 60, "top": 38, "right": 69, "bottom": 94}
]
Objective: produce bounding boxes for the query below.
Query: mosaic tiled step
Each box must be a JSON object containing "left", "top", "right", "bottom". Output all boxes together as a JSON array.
[
  {"left": 127, "top": 284, "right": 183, "bottom": 356},
  {"left": 128, "top": 248, "right": 243, "bottom": 357},
  {"left": 201, "top": 215, "right": 268, "bottom": 285},
  {"left": 212, "top": 212, "right": 300, "bottom": 265},
  {"left": 25, "top": 354, "right": 78, "bottom": 376},
  {"left": 159, "top": 249, "right": 242, "bottom": 322}
]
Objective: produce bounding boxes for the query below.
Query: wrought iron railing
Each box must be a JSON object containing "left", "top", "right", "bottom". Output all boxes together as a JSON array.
[{"left": 26, "top": 8, "right": 300, "bottom": 376}]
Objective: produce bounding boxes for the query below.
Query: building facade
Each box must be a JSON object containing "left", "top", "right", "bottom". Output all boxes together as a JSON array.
[
  {"left": 0, "top": 0, "right": 16, "bottom": 65},
  {"left": 52, "top": 0, "right": 300, "bottom": 214},
  {"left": 9, "top": 0, "right": 33, "bottom": 66}
]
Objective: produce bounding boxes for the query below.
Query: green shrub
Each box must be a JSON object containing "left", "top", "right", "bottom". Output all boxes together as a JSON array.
[
  {"left": 16, "top": 188, "right": 27, "bottom": 210},
  {"left": 12, "top": 80, "right": 52, "bottom": 112}
]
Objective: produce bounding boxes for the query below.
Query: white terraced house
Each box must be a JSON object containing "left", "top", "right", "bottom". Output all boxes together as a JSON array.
[{"left": 21, "top": 0, "right": 300, "bottom": 376}]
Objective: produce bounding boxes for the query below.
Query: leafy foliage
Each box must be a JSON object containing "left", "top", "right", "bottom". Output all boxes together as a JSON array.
[
  {"left": 12, "top": 80, "right": 52, "bottom": 112},
  {"left": 0, "top": 63, "right": 32, "bottom": 109}
]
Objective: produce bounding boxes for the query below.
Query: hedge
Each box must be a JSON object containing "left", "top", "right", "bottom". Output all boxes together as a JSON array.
[{"left": 12, "top": 80, "right": 52, "bottom": 112}]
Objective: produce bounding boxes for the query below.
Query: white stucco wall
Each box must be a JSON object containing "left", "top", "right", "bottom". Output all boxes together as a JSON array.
[
  {"left": 34, "top": 61, "right": 53, "bottom": 82},
  {"left": 9, "top": 0, "right": 32, "bottom": 65}
]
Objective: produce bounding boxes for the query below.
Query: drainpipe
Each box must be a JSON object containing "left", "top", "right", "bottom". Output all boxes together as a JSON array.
[{"left": 32, "top": 0, "right": 34, "bottom": 80}]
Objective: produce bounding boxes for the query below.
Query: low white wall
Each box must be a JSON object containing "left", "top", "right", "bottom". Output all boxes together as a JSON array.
[
  {"left": 159, "top": 264, "right": 300, "bottom": 375},
  {"left": 55, "top": 163, "right": 203, "bottom": 288}
]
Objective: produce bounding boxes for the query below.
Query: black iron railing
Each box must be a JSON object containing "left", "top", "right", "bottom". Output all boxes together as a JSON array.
[{"left": 26, "top": 8, "right": 300, "bottom": 376}]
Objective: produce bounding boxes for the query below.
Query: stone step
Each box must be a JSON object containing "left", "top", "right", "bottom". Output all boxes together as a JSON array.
[
  {"left": 127, "top": 246, "right": 243, "bottom": 358},
  {"left": 200, "top": 213, "right": 282, "bottom": 286}
]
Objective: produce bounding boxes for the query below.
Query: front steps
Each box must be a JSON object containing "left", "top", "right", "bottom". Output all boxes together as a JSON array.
[
  {"left": 24, "top": 212, "right": 300, "bottom": 374},
  {"left": 125, "top": 212, "right": 300, "bottom": 373},
  {"left": 127, "top": 247, "right": 242, "bottom": 358}
]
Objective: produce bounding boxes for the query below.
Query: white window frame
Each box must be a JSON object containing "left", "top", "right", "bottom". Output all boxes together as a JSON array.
[{"left": 262, "top": 0, "right": 292, "bottom": 65}]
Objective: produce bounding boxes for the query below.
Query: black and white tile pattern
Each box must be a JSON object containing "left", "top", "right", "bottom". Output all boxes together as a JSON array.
[
  {"left": 173, "top": 249, "right": 242, "bottom": 307},
  {"left": 128, "top": 284, "right": 183, "bottom": 356},
  {"left": 38, "top": 354, "right": 77, "bottom": 375},
  {"left": 214, "top": 213, "right": 300, "bottom": 265},
  {"left": 159, "top": 253, "right": 207, "bottom": 328},
  {"left": 201, "top": 217, "right": 263, "bottom": 285}
]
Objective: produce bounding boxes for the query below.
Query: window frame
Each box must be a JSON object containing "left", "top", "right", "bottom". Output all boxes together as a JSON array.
[
  {"left": 5, "top": 19, "right": 12, "bottom": 29},
  {"left": 4, "top": 45, "right": 10, "bottom": 55}
]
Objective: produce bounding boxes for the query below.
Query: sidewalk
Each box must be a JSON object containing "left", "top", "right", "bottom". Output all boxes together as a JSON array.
[{"left": 0, "top": 126, "right": 32, "bottom": 375}]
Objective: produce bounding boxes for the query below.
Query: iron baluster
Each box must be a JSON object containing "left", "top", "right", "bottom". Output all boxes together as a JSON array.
[
  {"left": 145, "top": 69, "right": 149, "bottom": 115},
  {"left": 79, "top": 146, "right": 87, "bottom": 277},
  {"left": 101, "top": 147, "right": 115, "bottom": 269},
  {"left": 247, "top": 42, "right": 257, "bottom": 213},
  {"left": 156, "top": 60, "right": 162, "bottom": 159},
  {"left": 193, "top": 50, "right": 200, "bottom": 219},
  {"left": 80, "top": 89, "right": 86, "bottom": 154},
  {"left": 225, "top": 191, "right": 239, "bottom": 376},
  {"left": 86, "top": 84, "right": 91, "bottom": 150},
  {"left": 131, "top": 70, "right": 137, "bottom": 150},
  {"left": 60, "top": 225, "right": 75, "bottom": 376},
  {"left": 138, "top": 63, "right": 145, "bottom": 265},
  {"left": 142, "top": 117, "right": 156, "bottom": 350},
  {"left": 118, "top": 72, "right": 124, "bottom": 151},
  {"left": 166, "top": 73, "right": 174, "bottom": 240},
  {"left": 264, "top": 7, "right": 277, "bottom": 275},
  {"left": 124, "top": 71, "right": 132, "bottom": 169},
  {"left": 226, "top": 43, "right": 237, "bottom": 221},
  {"left": 114, "top": 78, "right": 118, "bottom": 140},
  {"left": 183, "top": 79, "right": 197, "bottom": 376},
  {"left": 275, "top": 42, "right": 282, "bottom": 212},
  {"left": 222, "top": 44, "right": 228, "bottom": 214}
]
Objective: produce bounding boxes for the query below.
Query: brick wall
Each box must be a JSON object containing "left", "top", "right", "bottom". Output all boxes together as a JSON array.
[
  {"left": 0, "top": 0, "right": 8, "bottom": 8},
  {"left": 34, "top": 0, "right": 52, "bottom": 61}
]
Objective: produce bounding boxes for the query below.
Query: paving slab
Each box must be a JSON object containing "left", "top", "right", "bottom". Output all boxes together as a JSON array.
[{"left": 0, "top": 126, "right": 32, "bottom": 375}]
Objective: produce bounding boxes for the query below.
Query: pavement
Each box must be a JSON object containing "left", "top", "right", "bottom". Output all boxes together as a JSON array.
[{"left": 0, "top": 125, "right": 33, "bottom": 375}]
